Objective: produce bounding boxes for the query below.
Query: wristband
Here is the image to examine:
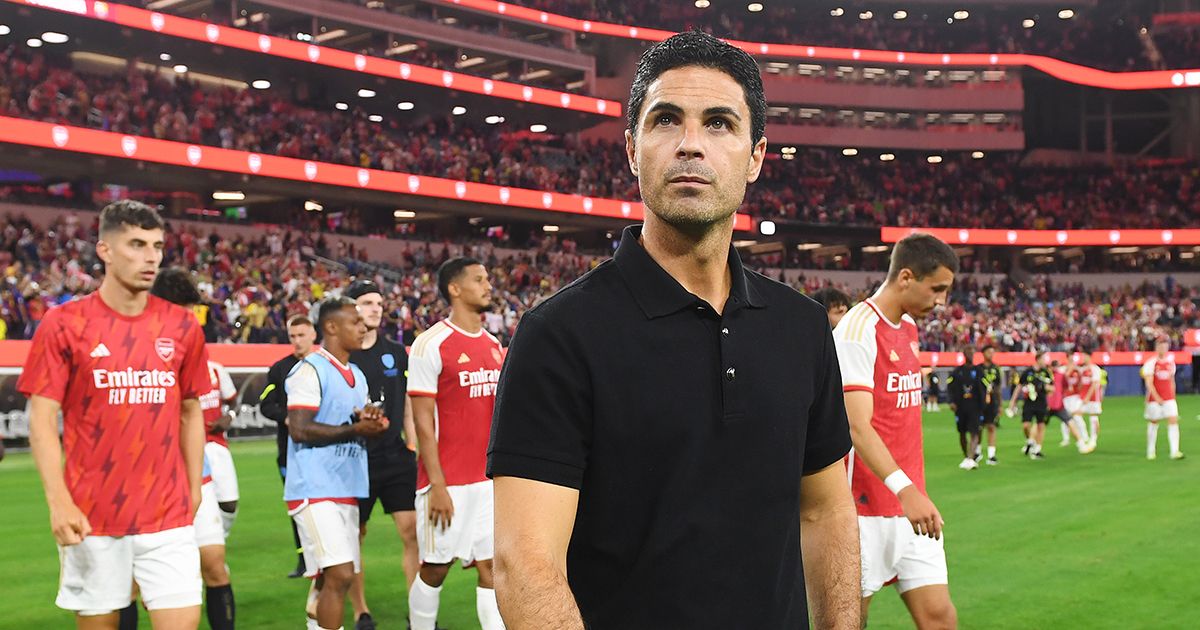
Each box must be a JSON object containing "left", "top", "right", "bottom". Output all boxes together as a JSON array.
[{"left": 884, "top": 470, "right": 913, "bottom": 495}]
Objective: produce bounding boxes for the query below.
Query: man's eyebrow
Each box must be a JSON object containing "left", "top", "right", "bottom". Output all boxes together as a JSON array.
[
  {"left": 703, "top": 106, "right": 742, "bottom": 120},
  {"left": 645, "top": 102, "right": 743, "bottom": 121}
]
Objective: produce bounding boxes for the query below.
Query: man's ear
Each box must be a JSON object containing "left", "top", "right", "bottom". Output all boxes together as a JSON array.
[
  {"left": 625, "top": 129, "right": 639, "bottom": 177},
  {"left": 96, "top": 238, "right": 112, "bottom": 265}
]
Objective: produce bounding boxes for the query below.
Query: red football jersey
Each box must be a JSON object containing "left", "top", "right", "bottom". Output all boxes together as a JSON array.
[
  {"left": 1141, "top": 357, "right": 1176, "bottom": 402},
  {"left": 407, "top": 319, "right": 503, "bottom": 490},
  {"left": 1078, "top": 364, "right": 1102, "bottom": 402},
  {"left": 1063, "top": 367, "right": 1081, "bottom": 397},
  {"left": 200, "top": 360, "right": 236, "bottom": 447},
  {"left": 17, "top": 293, "right": 210, "bottom": 536},
  {"left": 834, "top": 299, "right": 926, "bottom": 518}
]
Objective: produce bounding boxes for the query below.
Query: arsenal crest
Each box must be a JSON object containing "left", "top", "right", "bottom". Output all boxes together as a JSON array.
[{"left": 155, "top": 338, "right": 176, "bottom": 362}]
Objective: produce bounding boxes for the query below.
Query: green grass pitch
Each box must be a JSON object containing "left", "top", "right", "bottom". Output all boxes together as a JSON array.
[{"left": 1, "top": 395, "right": 1197, "bottom": 628}]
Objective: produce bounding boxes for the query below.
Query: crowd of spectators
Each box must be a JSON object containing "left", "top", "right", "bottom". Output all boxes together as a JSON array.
[
  {"left": 509, "top": 0, "right": 1179, "bottom": 71},
  {"left": 2, "top": 211, "right": 1197, "bottom": 357},
  {"left": 5, "top": 46, "right": 1199, "bottom": 231}
]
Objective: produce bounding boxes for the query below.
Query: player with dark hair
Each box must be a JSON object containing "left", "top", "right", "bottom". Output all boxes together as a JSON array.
[
  {"left": 1143, "top": 338, "right": 1184, "bottom": 460},
  {"left": 407, "top": 258, "right": 505, "bottom": 630},
  {"left": 20, "top": 200, "right": 209, "bottom": 629},
  {"left": 343, "top": 279, "right": 419, "bottom": 630},
  {"left": 835, "top": 231, "right": 960, "bottom": 629},
  {"left": 284, "top": 298, "right": 388, "bottom": 630},
  {"left": 978, "top": 346, "right": 1003, "bottom": 464},
  {"left": 151, "top": 267, "right": 237, "bottom": 630},
  {"left": 947, "top": 347, "right": 985, "bottom": 469},
  {"left": 811, "top": 286, "right": 852, "bottom": 328},
  {"left": 1007, "top": 352, "right": 1053, "bottom": 460}
]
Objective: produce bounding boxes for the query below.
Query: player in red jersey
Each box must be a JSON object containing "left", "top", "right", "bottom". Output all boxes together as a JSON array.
[
  {"left": 151, "top": 267, "right": 237, "bottom": 630},
  {"left": 19, "top": 201, "right": 209, "bottom": 629},
  {"left": 1143, "top": 338, "right": 1184, "bottom": 460},
  {"left": 1077, "top": 351, "right": 1103, "bottom": 449},
  {"left": 834, "top": 233, "right": 959, "bottom": 629},
  {"left": 407, "top": 258, "right": 505, "bottom": 630}
]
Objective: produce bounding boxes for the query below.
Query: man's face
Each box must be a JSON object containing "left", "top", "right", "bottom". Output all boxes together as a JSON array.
[
  {"left": 827, "top": 304, "right": 848, "bottom": 329},
  {"left": 899, "top": 266, "right": 955, "bottom": 319},
  {"left": 97, "top": 226, "right": 164, "bottom": 292},
  {"left": 450, "top": 265, "right": 492, "bottom": 313},
  {"left": 1157, "top": 340, "right": 1169, "bottom": 357},
  {"left": 288, "top": 324, "right": 316, "bottom": 357},
  {"left": 355, "top": 292, "right": 384, "bottom": 331},
  {"left": 963, "top": 348, "right": 975, "bottom": 364},
  {"left": 983, "top": 348, "right": 995, "bottom": 364},
  {"left": 626, "top": 66, "right": 766, "bottom": 231},
  {"left": 330, "top": 306, "right": 367, "bottom": 351}
]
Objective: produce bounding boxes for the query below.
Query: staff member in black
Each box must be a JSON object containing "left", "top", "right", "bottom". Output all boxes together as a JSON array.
[
  {"left": 948, "top": 346, "right": 987, "bottom": 470},
  {"left": 1008, "top": 351, "right": 1054, "bottom": 460},
  {"left": 344, "top": 280, "right": 418, "bottom": 630},
  {"left": 488, "top": 31, "right": 859, "bottom": 630},
  {"left": 259, "top": 315, "right": 318, "bottom": 577},
  {"left": 979, "top": 345, "right": 1003, "bottom": 464}
]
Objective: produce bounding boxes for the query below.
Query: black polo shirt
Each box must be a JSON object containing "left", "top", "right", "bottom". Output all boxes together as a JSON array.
[{"left": 487, "top": 225, "right": 852, "bottom": 630}]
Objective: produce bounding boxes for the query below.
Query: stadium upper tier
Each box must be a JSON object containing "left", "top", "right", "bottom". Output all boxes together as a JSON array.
[
  {"left": 0, "top": 210, "right": 1194, "bottom": 354},
  {"left": 494, "top": 0, "right": 1193, "bottom": 71},
  {"left": 2, "top": 47, "right": 1197, "bottom": 230}
]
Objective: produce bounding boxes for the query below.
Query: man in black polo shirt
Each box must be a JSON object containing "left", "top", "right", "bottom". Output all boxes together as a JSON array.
[
  {"left": 488, "top": 31, "right": 859, "bottom": 630},
  {"left": 947, "top": 347, "right": 986, "bottom": 470},
  {"left": 259, "top": 315, "right": 317, "bottom": 578},
  {"left": 344, "top": 280, "right": 419, "bottom": 630}
]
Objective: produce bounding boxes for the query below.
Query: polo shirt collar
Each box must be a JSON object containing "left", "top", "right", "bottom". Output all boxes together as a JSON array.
[{"left": 614, "top": 225, "right": 766, "bottom": 319}]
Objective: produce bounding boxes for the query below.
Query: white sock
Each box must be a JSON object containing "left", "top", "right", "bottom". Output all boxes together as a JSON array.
[
  {"left": 220, "top": 508, "right": 238, "bottom": 538},
  {"left": 306, "top": 618, "right": 320, "bottom": 630},
  {"left": 1168, "top": 424, "right": 1181, "bottom": 455},
  {"left": 987, "top": 446, "right": 996, "bottom": 458},
  {"left": 1147, "top": 423, "right": 1159, "bottom": 456},
  {"left": 409, "top": 575, "right": 442, "bottom": 630},
  {"left": 1090, "top": 416, "right": 1100, "bottom": 440},
  {"left": 1072, "top": 417, "right": 1089, "bottom": 442},
  {"left": 1060, "top": 421, "right": 1071, "bottom": 442},
  {"left": 477, "top": 586, "right": 506, "bottom": 630},
  {"left": 318, "top": 626, "right": 344, "bottom": 630}
]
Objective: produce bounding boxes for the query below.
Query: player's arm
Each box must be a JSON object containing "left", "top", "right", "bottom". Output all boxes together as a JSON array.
[
  {"left": 411, "top": 395, "right": 454, "bottom": 527},
  {"left": 258, "top": 361, "right": 289, "bottom": 422},
  {"left": 402, "top": 394, "right": 416, "bottom": 451},
  {"left": 1141, "top": 364, "right": 1164, "bottom": 403},
  {"left": 945, "top": 374, "right": 958, "bottom": 411},
  {"left": 28, "top": 395, "right": 91, "bottom": 545},
  {"left": 799, "top": 461, "right": 860, "bottom": 629},
  {"left": 1008, "top": 374, "right": 1023, "bottom": 409},
  {"left": 492, "top": 476, "right": 585, "bottom": 630},
  {"left": 287, "top": 408, "right": 381, "bottom": 444},
  {"left": 845, "top": 390, "right": 944, "bottom": 539},
  {"left": 212, "top": 365, "right": 237, "bottom": 433},
  {"left": 180, "top": 397, "right": 205, "bottom": 515}
]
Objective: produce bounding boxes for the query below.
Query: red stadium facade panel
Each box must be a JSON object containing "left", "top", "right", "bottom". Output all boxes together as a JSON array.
[
  {"left": 766, "top": 125, "right": 1025, "bottom": 151},
  {"left": 882, "top": 227, "right": 1200, "bottom": 247},
  {"left": 4, "top": 0, "right": 621, "bottom": 117},
  {"left": 1, "top": 342, "right": 1186, "bottom": 370},
  {"left": 438, "top": 0, "right": 1200, "bottom": 91},
  {"left": 0, "top": 116, "right": 752, "bottom": 231}
]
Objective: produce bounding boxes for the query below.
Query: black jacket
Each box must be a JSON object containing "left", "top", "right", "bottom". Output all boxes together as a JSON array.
[
  {"left": 947, "top": 364, "right": 987, "bottom": 414},
  {"left": 260, "top": 353, "right": 302, "bottom": 470}
]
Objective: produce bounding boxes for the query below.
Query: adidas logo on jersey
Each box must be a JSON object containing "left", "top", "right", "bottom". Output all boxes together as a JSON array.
[
  {"left": 90, "top": 343, "right": 111, "bottom": 358},
  {"left": 889, "top": 350, "right": 900, "bottom": 361},
  {"left": 458, "top": 353, "right": 471, "bottom": 364}
]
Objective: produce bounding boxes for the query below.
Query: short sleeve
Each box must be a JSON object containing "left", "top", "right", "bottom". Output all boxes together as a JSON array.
[
  {"left": 286, "top": 362, "right": 322, "bottom": 409},
  {"left": 803, "top": 325, "right": 853, "bottom": 473},
  {"left": 16, "top": 309, "right": 70, "bottom": 402},
  {"left": 216, "top": 363, "right": 237, "bottom": 400},
  {"left": 487, "top": 310, "right": 593, "bottom": 490},
  {"left": 834, "top": 336, "right": 876, "bottom": 392},
  {"left": 178, "top": 322, "right": 211, "bottom": 400},
  {"left": 407, "top": 331, "right": 444, "bottom": 398},
  {"left": 1140, "top": 361, "right": 1153, "bottom": 379}
]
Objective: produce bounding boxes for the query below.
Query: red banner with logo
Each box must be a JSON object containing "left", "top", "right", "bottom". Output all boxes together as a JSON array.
[{"left": 882, "top": 226, "right": 1200, "bottom": 247}]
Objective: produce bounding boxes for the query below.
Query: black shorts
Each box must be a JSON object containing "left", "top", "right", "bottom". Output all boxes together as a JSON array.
[
  {"left": 956, "top": 411, "right": 982, "bottom": 434},
  {"left": 1050, "top": 407, "right": 1070, "bottom": 423},
  {"left": 359, "top": 449, "right": 418, "bottom": 525},
  {"left": 982, "top": 403, "right": 1001, "bottom": 425},
  {"left": 1022, "top": 406, "right": 1049, "bottom": 424}
]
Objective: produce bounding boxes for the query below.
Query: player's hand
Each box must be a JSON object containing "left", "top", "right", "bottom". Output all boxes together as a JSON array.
[
  {"left": 49, "top": 498, "right": 91, "bottom": 546},
  {"left": 353, "top": 406, "right": 389, "bottom": 436},
  {"left": 897, "top": 486, "right": 944, "bottom": 540},
  {"left": 428, "top": 483, "right": 455, "bottom": 530}
]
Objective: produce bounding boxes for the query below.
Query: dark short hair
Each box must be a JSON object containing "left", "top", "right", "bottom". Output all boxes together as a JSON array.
[
  {"left": 345, "top": 279, "right": 382, "bottom": 301},
  {"left": 627, "top": 31, "right": 766, "bottom": 146},
  {"left": 982, "top": 345, "right": 996, "bottom": 353},
  {"left": 150, "top": 267, "right": 201, "bottom": 306},
  {"left": 316, "top": 297, "right": 357, "bottom": 333},
  {"left": 287, "top": 315, "right": 314, "bottom": 329},
  {"left": 437, "top": 257, "right": 482, "bottom": 303},
  {"left": 962, "top": 345, "right": 976, "bottom": 353},
  {"left": 887, "top": 233, "right": 960, "bottom": 281},
  {"left": 99, "top": 199, "right": 164, "bottom": 235},
  {"left": 810, "top": 287, "right": 851, "bottom": 312}
]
